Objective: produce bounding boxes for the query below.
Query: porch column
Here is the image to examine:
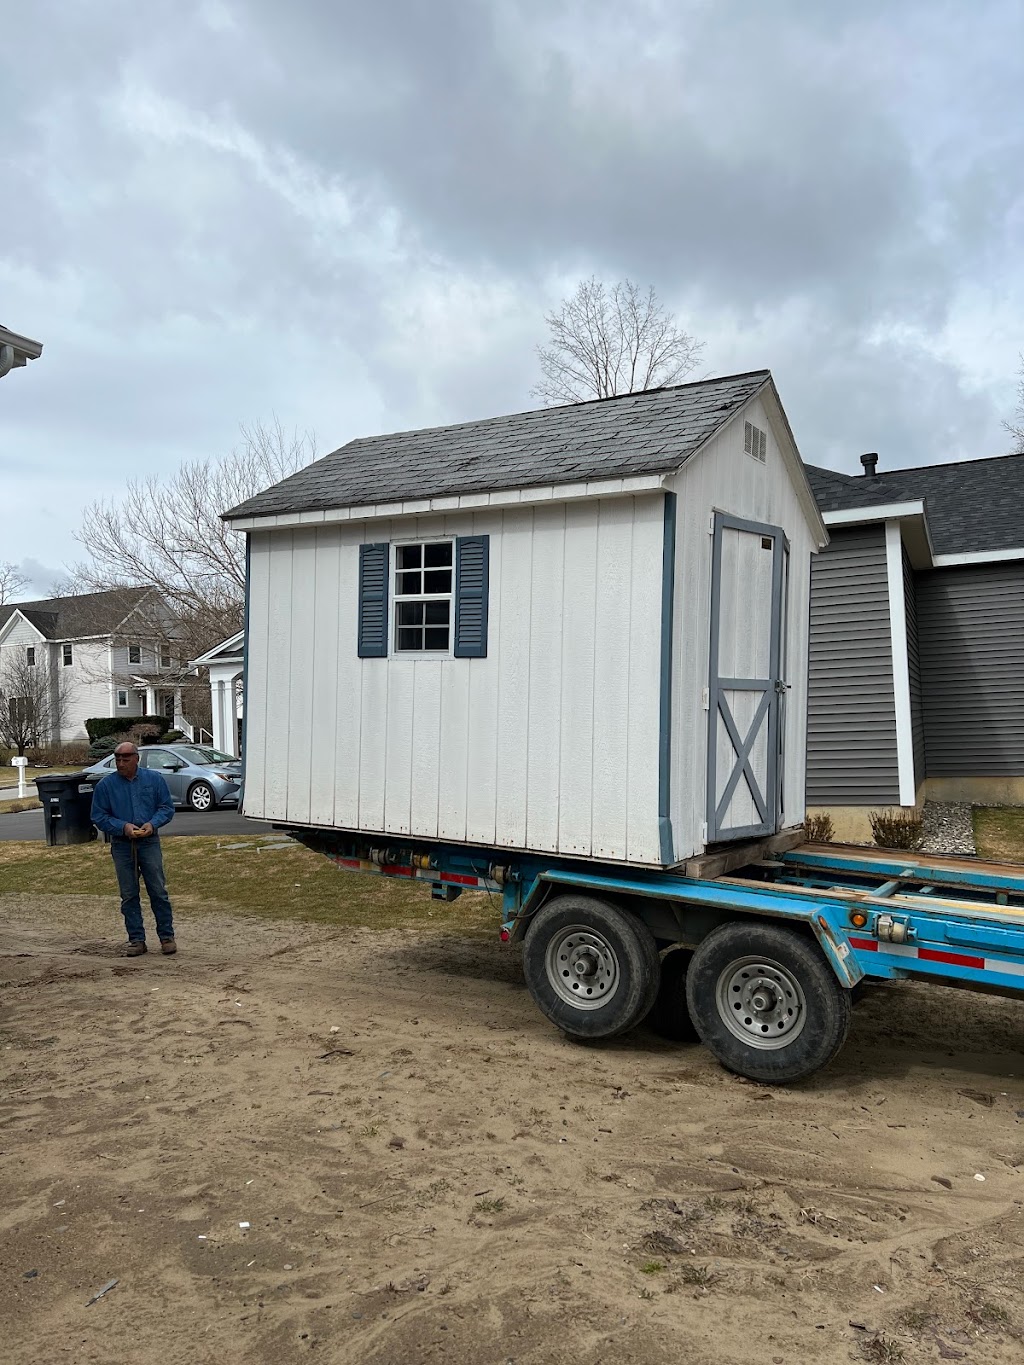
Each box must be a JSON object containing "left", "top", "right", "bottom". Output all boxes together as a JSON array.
[{"left": 146, "top": 685, "right": 157, "bottom": 716}]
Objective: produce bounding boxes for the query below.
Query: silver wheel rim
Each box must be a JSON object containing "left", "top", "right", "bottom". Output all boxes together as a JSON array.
[
  {"left": 716, "top": 955, "right": 806, "bottom": 1049},
  {"left": 545, "top": 924, "right": 620, "bottom": 1010},
  {"left": 191, "top": 785, "right": 212, "bottom": 810}
]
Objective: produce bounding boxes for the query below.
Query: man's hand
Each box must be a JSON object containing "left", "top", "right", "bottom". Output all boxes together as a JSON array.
[
  {"left": 123, "top": 822, "right": 137, "bottom": 838},
  {"left": 136, "top": 822, "right": 155, "bottom": 838}
]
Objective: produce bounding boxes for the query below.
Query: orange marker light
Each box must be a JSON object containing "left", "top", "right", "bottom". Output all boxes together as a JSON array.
[{"left": 850, "top": 911, "right": 868, "bottom": 928}]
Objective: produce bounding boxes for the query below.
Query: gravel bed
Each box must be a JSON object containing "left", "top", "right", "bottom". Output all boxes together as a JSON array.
[{"left": 921, "top": 800, "right": 976, "bottom": 857}]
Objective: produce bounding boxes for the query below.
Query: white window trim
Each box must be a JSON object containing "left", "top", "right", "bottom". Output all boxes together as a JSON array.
[
  {"left": 26, "top": 646, "right": 35, "bottom": 666},
  {"left": 128, "top": 643, "right": 142, "bottom": 665},
  {"left": 116, "top": 688, "right": 129, "bottom": 708},
  {"left": 159, "top": 644, "right": 173, "bottom": 669},
  {"left": 885, "top": 520, "right": 917, "bottom": 806},
  {"left": 62, "top": 643, "right": 74, "bottom": 666},
  {"left": 392, "top": 538, "right": 454, "bottom": 656}
]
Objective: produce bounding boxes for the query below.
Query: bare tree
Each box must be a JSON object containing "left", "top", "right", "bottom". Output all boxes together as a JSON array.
[
  {"left": 532, "top": 277, "right": 704, "bottom": 406},
  {"left": 66, "top": 418, "right": 315, "bottom": 735},
  {"left": 0, "top": 561, "right": 28, "bottom": 606},
  {"left": 68, "top": 418, "right": 315, "bottom": 648},
  {"left": 1004, "top": 354, "right": 1024, "bottom": 454},
  {"left": 0, "top": 650, "right": 69, "bottom": 755}
]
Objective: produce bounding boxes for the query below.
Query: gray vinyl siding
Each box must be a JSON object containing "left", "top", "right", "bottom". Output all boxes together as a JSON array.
[
  {"left": 806, "top": 525, "right": 900, "bottom": 805},
  {"left": 916, "top": 563, "right": 1024, "bottom": 775},
  {"left": 903, "top": 546, "right": 926, "bottom": 787}
]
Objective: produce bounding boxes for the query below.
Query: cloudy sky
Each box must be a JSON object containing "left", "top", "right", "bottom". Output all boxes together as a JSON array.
[{"left": 2, "top": 0, "right": 1022, "bottom": 598}]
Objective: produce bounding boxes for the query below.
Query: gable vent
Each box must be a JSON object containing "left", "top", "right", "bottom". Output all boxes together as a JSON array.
[{"left": 744, "top": 421, "right": 767, "bottom": 463}]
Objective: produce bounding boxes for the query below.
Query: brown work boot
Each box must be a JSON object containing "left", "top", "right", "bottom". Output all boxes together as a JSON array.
[
  {"left": 160, "top": 938, "right": 177, "bottom": 956},
  {"left": 126, "top": 941, "right": 147, "bottom": 957}
]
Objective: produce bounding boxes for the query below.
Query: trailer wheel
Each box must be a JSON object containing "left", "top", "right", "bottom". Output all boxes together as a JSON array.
[
  {"left": 685, "top": 923, "right": 852, "bottom": 1084},
  {"left": 523, "top": 896, "right": 660, "bottom": 1041},
  {"left": 646, "top": 948, "right": 699, "bottom": 1043}
]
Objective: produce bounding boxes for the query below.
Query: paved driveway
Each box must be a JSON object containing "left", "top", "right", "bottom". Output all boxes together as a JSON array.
[{"left": 0, "top": 808, "right": 274, "bottom": 842}]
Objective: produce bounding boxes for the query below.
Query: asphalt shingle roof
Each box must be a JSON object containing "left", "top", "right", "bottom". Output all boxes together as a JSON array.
[
  {"left": 223, "top": 371, "right": 772, "bottom": 520},
  {"left": 0, "top": 587, "right": 152, "bottom": 640},
  {"left": 804, "top": 455, "right": 1024, "bottom": 557}
]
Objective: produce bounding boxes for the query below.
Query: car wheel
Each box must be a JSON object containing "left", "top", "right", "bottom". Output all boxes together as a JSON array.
[
  {"left": 187, "top": 781, "right": 216, "bottom": 812},
  {"left": 685, "top": 922, "right": 852, "bottom": 1084},
  {"left": 522, "top": 895, "right": 660, "bottom": 1041}
]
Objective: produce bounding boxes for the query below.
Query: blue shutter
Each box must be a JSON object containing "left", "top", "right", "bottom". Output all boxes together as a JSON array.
[
  {"left": 358, "top": 543, "right": 389, "bottom": 657},
  {"left": 454, "top": 536, "right": 489, "bottom": 658}
]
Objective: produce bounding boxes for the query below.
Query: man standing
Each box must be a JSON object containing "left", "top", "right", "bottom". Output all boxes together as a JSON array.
[{"left": 91, "top": 742, "right": 177, "bottom": 957}]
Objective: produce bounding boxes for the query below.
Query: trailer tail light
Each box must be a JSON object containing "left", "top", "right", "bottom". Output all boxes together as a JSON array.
[
  {"left": 850, "top": 911, "right": 868, "bottom": 928},
  {"left": 499, "top": 926, "right": 512, "bottom": 943}
]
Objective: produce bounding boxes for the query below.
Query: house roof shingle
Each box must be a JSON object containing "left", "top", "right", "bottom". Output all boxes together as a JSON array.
[
  {"left": 0, "top": 587, "right": 153, "bottom": 640},
  {"left": 804, "top": 455, "right": 1024, "bottom": 557},
  {"left": 223, "top": 371, "right": 772, "bottom": 521}
]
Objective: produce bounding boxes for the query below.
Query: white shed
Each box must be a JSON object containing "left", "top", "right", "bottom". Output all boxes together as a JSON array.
[{"left": 225, "top": 371, "right": 826, "bottom": 868}]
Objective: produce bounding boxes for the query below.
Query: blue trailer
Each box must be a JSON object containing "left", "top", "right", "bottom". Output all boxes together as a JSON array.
[{"left": 281, "top": 828, "right": 1024, "bottom": 1084}]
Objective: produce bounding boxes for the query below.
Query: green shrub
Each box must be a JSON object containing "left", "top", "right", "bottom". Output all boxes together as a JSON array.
[
  {"left": 25, "top": 742, "right": 91, "bottom": 767},
  {"left": 85, "top": 715, "right": 170, "bottom": 741},
  {"left": 87, "top": 734, "right": 128, "bottom": 761},
  {"left": 869, "top": 807, "right": 924, "bottom": 850},
  {"left": 163, "top": 729, "right": 185, "bottom": 743},
  {"left": 805, "top": 812, "right": 834, "bottom": 843}
]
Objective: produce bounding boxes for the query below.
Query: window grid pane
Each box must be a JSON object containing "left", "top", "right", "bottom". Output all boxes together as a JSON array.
[{"left": 393, "top": 545, "right": 452, "bottom": 652}]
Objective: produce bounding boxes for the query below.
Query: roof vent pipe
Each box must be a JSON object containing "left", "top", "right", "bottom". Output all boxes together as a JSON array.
[{"left": 860, "top": 452, "right": 879, "bottom": 477}]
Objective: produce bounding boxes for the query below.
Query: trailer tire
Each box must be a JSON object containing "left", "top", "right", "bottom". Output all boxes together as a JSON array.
[
  {"left": 686, "top": 922, "right": 852, "bottom": 1084},
  {"left": 646, "top": 948, "right": 699, "bottom": 1043},
  {"left": 523, "top": 895, "right": 660, "bottom": 1041}
]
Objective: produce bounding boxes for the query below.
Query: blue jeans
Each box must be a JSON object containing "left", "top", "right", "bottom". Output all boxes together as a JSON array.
[{"left": 111, "top": 837, "right": 174, "bottom": 943}]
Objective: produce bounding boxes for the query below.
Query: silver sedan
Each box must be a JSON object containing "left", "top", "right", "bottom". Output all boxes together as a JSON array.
[{"left": 83, "top": 743, "right": 242, "bottom": 812}]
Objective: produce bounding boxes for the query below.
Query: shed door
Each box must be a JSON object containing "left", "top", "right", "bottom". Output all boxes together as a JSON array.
[{"left": 707, "top": 512, "right": 788, "bottom": 843}]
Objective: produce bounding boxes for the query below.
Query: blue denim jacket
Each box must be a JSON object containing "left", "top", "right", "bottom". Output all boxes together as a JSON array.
[{"left": 91, "top": 768, "right": 175, "bottom": 838}]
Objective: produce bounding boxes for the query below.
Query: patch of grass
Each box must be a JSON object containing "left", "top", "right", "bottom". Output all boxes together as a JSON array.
[
  {"left": 0, "top": 837, "right": 497, "bottom": 934},
  {"left": 968, "top": 1300, "right": 1011, "bottom": 1326},
  {"left": 473, "top": 1197, "right": 506, "bottom": 1215},
  {"left": 862, "top": 1335, "right": 905, "bottom": 1364},
  {"left": 974, "top": 807, "right": 1024, "bottom": 864},
  {"left": 359, "top": 1123, "right": 381, "bottom": 1138},
  {"left": 676, "top": 1263, "right": 717, "bottom": 1287},
  {"left": 638, "top": 1287, "right": 654, "bottom": 1300},
  {"left": 0, "top": 797, "right": 40, "bottom": 814},
  {"left": 895, "top": 1307, "right": 934, "bottom": 1333},
  {"left": 639, "top": 1260, "right": 665, "bottom": 1275}
]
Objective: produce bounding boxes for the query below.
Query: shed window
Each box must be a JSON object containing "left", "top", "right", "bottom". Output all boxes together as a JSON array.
[
  {"left": 394, "top": 542, "right": 452, "bottom": 652},
  {"left": 62, "top": 643, "right": 73, "bottom": 667},
  {"left": 116, "top": 689, "right": 129, "bottom": 708},
  {"left": 128, "top": 644, "right": 141, "bottom": 665},
  {"left": 26, "top": 646, "right": 35, "bottom": 666}
]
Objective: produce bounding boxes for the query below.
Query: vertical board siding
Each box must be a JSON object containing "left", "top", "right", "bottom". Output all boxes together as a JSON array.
[
  {"left": 626, "top": 496, "right": 665, "bottom": 863},
  {"left": 464, "top": 510, "right": 503, "bottom": 846},
  {"left": 285, "top": 529, "right": 318, "bottom": 825},
  {"left": 244, "top": 498, "right": 664, "bottom": 863},
  {"left": 244, "top": 532, "right": 272, "bottom": 816},
  {"left": 525, "top": 503, "right": 565, "bottom": 852},
  {"left": 557, "top": 501, "right": 600, "bottom": 856},
  {"left": 261, "top": 532, "right": 294, "bottom": 821},
  {"left": 666, "top": 391, "right": 816, "bottom": 856},
  {"left": 308, "top": 529, "right": 341, "bottom": 827},
  {"left": 903, "top": 546, "right": 926, "bottom": 789},
  {"left": 806, "top": 525, "right": 899, "bottom": 805},
  {"left": 592, "top": 499, "right": 634, "bottom": 857},
  {"left": 917, "top": 563, "right": 1024, "bottom": 775},
  {"left": 493, "top": 509, "right": 533, "bottom": 849}
]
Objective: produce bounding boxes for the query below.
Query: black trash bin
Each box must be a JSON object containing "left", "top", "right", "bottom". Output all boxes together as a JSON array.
[{"left": 34, "top": 773, "right": 98, "bottom": 847}]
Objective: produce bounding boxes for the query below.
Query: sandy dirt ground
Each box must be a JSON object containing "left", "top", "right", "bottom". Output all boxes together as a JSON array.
[{"left": 2, "top": 893, "right": 1024, "bottom": 1365}]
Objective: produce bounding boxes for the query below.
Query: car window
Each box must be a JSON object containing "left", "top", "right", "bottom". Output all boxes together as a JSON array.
[
  {"left": 171, "top": 745, "right": 235, "bottom": 766},
  {"left": 192, "top": 747, "right": 236, "bottom": 764},
  {"left": 144, "top": 749, "right": 181, "bottom": 771}
]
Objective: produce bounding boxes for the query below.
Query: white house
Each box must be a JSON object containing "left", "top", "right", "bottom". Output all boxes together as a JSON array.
[
  {"left": 190, "top": 630, "right": 244, "bottom": 757},
  {"left": 0, "top": 588, "right": 190, "bottom": 745},
  {"left": 225, "top": 372, "right": 825, "bottom": 867}
]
